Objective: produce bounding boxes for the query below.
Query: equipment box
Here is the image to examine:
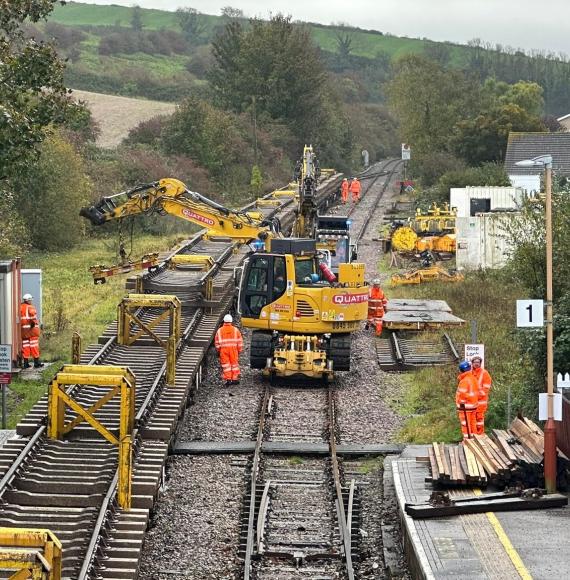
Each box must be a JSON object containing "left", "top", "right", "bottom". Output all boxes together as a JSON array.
[{"left": 270, "top": 238, "right": 316, "bottom": 255}]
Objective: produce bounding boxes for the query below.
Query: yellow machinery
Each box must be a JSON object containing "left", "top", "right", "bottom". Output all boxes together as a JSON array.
[
  {"left": 391, "top": 203, "right": 457, "bottom": 253},
  {"left": 89, "top": 252, "right": 160, "bottom": 284},
  {"left": 390, "top": 251, "right": 463, "bottom": 286},
  {"left": 80, "top": 178, "right": 279, "bottom": 244},
  {"left": 82, "top": 177, "right": 369, "bottom": 381},
  {"left": 239, "top": 238, "right": 368, "bottom": 381},
  {"left": 0, "top": 528, "right": 62, "bottom": 579}
]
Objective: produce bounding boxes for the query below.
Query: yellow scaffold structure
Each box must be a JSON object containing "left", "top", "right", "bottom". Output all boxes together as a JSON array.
[
  {"left": 0, "top": 528, "right": 62, "bottom": 579},
  {"left": 168, "top": 255, "right": 215, "bottom": 301},
  {"left": 117, "top": 294, "right": 180, "bottom": 385},
  {"left": 48, "top": 365, "right": 135, "bottom": 510}
]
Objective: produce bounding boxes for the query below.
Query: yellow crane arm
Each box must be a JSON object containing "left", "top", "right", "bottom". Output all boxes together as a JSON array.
[{"left": 80, "top": 178, "right": 278, "bottom": 243}]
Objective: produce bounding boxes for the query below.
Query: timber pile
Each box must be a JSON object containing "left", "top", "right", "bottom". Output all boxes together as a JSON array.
[{"left": 426, "top": 416, "right": 570, "bottom": 488}]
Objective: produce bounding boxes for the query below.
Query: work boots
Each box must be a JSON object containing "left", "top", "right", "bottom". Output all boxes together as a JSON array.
[
  {"left": 33, "top": 358, "right": 44, "bottom": 369},
  {"left": 23, "top": 359, "right": 30, "bottom": 369}
]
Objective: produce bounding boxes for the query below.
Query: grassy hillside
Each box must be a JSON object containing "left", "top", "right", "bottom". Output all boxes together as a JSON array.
[{"left": 50, "top": 1, "right": 468, "bottom": 62}]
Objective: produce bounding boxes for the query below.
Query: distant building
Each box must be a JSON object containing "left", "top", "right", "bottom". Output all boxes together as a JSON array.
[
  {"left": 451, "top": 186, "right": 523, "bottom": 270},
  {"left": 505, "top": 132, "right": 570, "bottom": 193},
  {"left": 557, "top": 113, "right": 570, "bottom": 132}
]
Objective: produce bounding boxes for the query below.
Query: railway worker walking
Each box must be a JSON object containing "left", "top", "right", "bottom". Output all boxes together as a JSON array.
[
  {"left": 20, "top": 293, "right": 43, "bottom": 369},
  {"left": 215, "top": 314, "right": 243, "bottom": 387},
  {"left": 341, "top": 178, "right": 349, "bottom": 204},
  {"left": 456, "top": 360, "right": 478, "bottom": 440},
  {"left": 471, "top": 355, "right": 492, "bottom": 435},
  {"left": 350, "top": 177, "right": 361, "bottom": 203},
  {"left": 367, "top": 279, "right": 388, "bottom": 336}
]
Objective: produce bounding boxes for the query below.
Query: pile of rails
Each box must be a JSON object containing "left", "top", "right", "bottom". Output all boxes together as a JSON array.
[{"left": 426, "top": 416, "right": 569, "bottom": 488}]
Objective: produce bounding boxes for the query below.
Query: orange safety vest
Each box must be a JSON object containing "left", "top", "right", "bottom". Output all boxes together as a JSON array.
[
  {"left": 350, "top": 180, "right": 361, "bottom": 195},
  {"left": 215, "top": 323, "right": 243, "bottom": 352},
  {"left": 472, "top": 367, "right": 492, "bottom": 406},
  {"left": 20, "top": 303, "right": 39, "bottom": 339},
  {"left": 455, "top": 371, "right": 478, "bottom": 410}
]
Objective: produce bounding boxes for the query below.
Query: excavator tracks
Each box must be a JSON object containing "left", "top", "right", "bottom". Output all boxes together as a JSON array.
[{"left": 0, "top": 174, "right": 343, "bottom": 579}]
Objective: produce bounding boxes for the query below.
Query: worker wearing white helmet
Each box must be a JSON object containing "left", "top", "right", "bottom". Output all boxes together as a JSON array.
[
  {"left": 215, "top": 313, "right": 243, "bottom": 386},
  {"left": 20, "top": 293, "right": 43, "bottom": 369}
]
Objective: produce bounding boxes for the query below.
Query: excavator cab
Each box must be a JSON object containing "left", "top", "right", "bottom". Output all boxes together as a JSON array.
[{"left": 239, "top": 238, "right": 368, "bottom": 380}]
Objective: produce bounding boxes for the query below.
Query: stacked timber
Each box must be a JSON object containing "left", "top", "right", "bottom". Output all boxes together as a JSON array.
[{"left": 425, "top": 416, "right": 570, "bottom": 488}]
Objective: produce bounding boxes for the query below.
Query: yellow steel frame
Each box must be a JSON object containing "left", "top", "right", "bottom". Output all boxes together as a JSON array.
[
  {"left": 168, "top": 256, "right": 215, "bottom": 301},
  {"left": 0, "top": 528, "right": 62, "bottom": 580},
  {"left": 47, "top": 365, "right": 135, "bottom": 510},
  {"left": 117, "top": 294, "right": 180, "bottom": 384}
]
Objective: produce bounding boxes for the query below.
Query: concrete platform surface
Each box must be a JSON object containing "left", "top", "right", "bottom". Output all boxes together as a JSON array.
[{"left": 393, "top": 445, "right": 570, "bottom": 579}]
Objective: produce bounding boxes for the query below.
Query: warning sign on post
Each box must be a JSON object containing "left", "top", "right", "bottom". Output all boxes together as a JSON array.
[
  {"left": 401, "top": 143, "right": 411, "bottom": 161},
  {"left": 0, "top": 345, "right": 11, "bottom": 373},
  {"left": 464, "top": 343, "right": 484, "bottom": 366}
]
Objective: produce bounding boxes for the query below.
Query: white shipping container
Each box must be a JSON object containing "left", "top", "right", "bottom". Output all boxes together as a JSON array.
[
  {"left": 450, "top": 186, "right": 524, "bottom": 217},
  {"left": 456, "top": 213, "right": 518, "bottom": 270}
]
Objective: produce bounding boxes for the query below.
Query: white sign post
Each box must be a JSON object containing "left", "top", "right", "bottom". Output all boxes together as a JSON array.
[
  {"left": 539, "top": 393, "right": 562, "bottom": 421},
  {"left": 401, "top": 143, "right": 411, "bottom": 161},
  {"left": 464, "top": 343, "right": 485, "bottom": 366},
  {"left": 516, "top": 299, "right": 544, "bottom": 327},
  {"left": 0, "top": 345, "right": 11, "bottom": 373}
]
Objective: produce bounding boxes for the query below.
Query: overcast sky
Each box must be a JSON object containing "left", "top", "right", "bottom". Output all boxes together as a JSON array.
[{"left": 74, "top": 0, "right": 569, "bottom": 55}]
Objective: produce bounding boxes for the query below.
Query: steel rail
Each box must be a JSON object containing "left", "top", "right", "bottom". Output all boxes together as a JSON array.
[
  {"left": 355, "top": 158, "right": 403, "bottom": 241},
  {"left": 243, "top": 386, "right": 272, "bottom": 580},
  {"left": 328, "top": 389, "right": 355, "bottom": 580}
]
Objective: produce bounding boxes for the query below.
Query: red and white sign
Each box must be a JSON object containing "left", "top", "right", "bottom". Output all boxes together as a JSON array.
[
  {"left": 0, "top": 373, "right": 11, "bottom": 385},
  {"left": 332, "top": 292, "right": 369, "bottom": 306},
  {"left": 181, "top": 209, "right": 215, "bottom": 226}
]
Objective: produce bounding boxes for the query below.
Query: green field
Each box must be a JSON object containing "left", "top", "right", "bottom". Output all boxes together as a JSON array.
[{"left": 49, "top": 1, "right": 472, "bottom": 63}]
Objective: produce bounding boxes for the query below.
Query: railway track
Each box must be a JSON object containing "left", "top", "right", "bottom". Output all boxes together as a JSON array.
[
  {"left": 0, "top": 173, "right": 343, "bottom": 578},
  {"left": 242, "top": 385, "right": 358, "bottom": 579}
]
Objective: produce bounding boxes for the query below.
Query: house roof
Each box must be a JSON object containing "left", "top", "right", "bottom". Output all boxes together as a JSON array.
[
  {"left": 505, "top": 132, "right": 570, "bottom": 175},
  {"left": 557, "top": 113, "right": 570, "bottom": 122}
]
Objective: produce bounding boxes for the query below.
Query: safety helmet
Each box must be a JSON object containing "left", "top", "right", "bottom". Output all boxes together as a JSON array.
[
  {"left": 23, "top": 293, "right": 33, "bottom": 301},
  {"left": 373, "top": 278, "right": 380, "bottom": 286},
  {"left": 458, "top": 360, "right": 471, "bottom": 372},
  {"left": 343, "top": 177, "right": 348, "bottom": 181},
  {"left": 223, "top": 314, "right": 233, "bottom": 323}
]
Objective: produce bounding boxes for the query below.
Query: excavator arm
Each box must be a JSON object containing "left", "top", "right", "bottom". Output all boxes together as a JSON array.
[{"left": 80, "top": 178, "right": 279, "bottom": 244}]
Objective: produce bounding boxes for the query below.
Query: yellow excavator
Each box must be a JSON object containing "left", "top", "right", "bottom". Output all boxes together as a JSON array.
[{"left": 81, "top": 178, "right": 368, "bottom": 381}]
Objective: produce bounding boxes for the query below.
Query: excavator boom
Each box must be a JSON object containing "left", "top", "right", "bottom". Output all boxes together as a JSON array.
[{"left": 80, "top": 178, "right": 278, "bottom": 244}]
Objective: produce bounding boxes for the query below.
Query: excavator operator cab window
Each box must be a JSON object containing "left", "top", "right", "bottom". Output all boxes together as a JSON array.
[
  {"left": 241, "top": 255, "right": 287, "bottom": 318},
  {"left": 294, "top": 257, "right": 319, "bottom": 286}
]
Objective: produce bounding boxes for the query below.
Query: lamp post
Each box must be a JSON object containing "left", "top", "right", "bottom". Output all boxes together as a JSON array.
[{"left": 515, "top": 154, "right": 556, "bottom": 493}]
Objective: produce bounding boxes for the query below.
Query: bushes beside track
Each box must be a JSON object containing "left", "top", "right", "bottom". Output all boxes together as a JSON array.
[{"left": 391, "top": 269, "right": 537, "bottom": 443}]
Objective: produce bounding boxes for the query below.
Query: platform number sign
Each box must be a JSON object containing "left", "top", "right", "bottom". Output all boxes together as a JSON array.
[
  {"left": 516, "top": 299, "right": 544, "bottom": 328},
  {"left": 401, "top": 143, "right": 411, "bottom": 161}
]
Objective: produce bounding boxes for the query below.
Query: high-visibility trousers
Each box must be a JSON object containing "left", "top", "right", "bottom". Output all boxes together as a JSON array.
[
  {"left": 22, "top": 327, "right": 40, "bottom": 359},
  {"left": 341, "top": 188, "right": 348, "bottom": 203},
  {"left": 457, "top": 407, "right": 477, "bottom": 439},
  {"left": 475, "top": 403, "right": 488, "bottom": 435},
  {"left": 352, "top": 190, "right": 360, "bottom": 202},
  {"left": 218, "top": 347, "right": 240, "bottom": 381}
]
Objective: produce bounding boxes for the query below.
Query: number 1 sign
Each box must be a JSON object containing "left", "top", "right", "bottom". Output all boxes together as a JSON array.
[{"left": 516, "top": 300, "right": 544, "bottom": 328}]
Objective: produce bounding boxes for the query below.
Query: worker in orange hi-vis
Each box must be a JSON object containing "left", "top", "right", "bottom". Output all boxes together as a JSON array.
[
  {"left": 340, "top": 178, "right": 349, "bottom": 204},
  {"left": 215, "top": 313, "right": 243, "bottom": 387},
  {"left": 471, "top": 355, "right": 492, "bottom": 435},
  {"left": 20, "top": 293, "right": 44, "bottom": 369},
  {"left": 455, "top": 360, "right": 478, "bottom": 440},
  {"left": 367, "top": 279, "right": 388, "bottom": 336},
  {"left": 350, "top": 177, "right": 361, "bottom": 203}
]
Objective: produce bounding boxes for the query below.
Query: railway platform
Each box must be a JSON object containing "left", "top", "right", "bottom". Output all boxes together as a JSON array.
[{"left": 390, "top": 445, "right": 569, "bottom": 579}]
